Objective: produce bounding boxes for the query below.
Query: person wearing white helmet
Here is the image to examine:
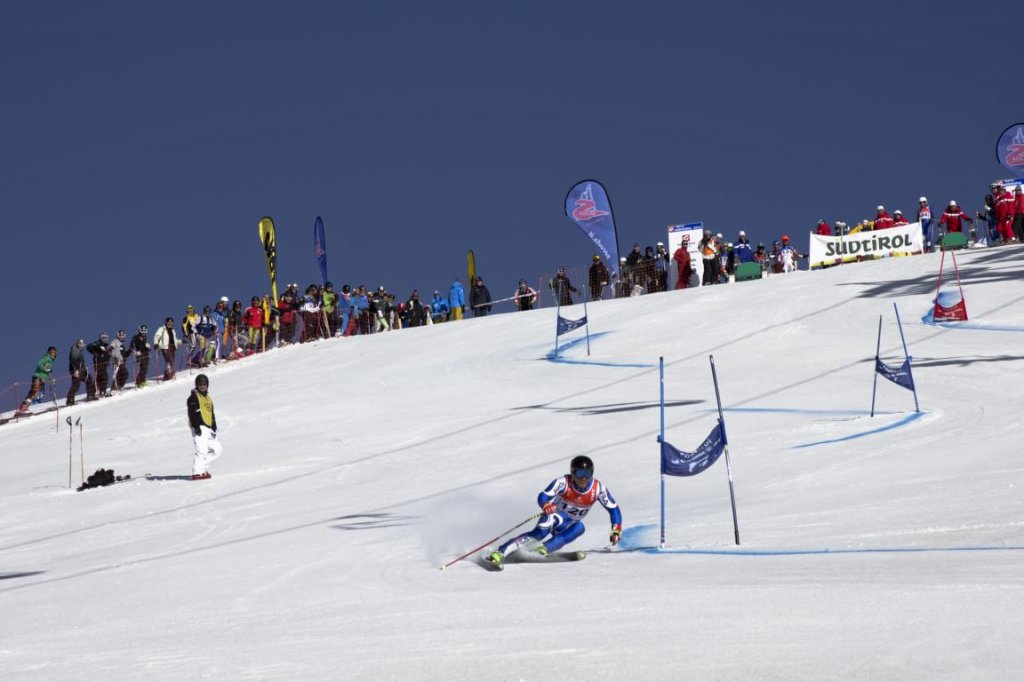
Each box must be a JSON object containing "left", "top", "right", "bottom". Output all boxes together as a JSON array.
[
  {"left": 917, "top": 197, "right": 934, "bottom": 252},
  {"left": 874, "top": 205, "right": 894, "bottom": 230},
  {"left": 940, "top": 200, "right": 973, "bottom": 236},
  {"left": 892, "top": 210, "right": 909, "bottom": 226}
]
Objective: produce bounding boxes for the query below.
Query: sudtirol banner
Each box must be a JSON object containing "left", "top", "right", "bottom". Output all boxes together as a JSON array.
[{"left": 809, "top": 222, "right": 923, "bottom": 268}]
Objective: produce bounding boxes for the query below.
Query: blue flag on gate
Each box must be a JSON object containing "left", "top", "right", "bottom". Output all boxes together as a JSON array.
[
  {"left": 557, "top": 314, "right": 587, "bottom": 336},
  {"left": 660, "top": 422, "right": 725, "bottom": 477},
  {"left": 875, "top": 357, "right": 915, "bottom": 391},
  {"left": 564, "top": 180, "right": 621, "bottom": 277},
  {"left": 314, "top": 217, "right": 328, "bottom": 285}
]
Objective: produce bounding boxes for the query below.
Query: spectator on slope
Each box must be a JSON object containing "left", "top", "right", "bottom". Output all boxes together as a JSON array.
[
  {"left": 892, "top": 210, "right": 909, "bottom": 227},
  {"left": 181, "top": 305, "right": 200, "bottom": 367},
  {"left": 276, "top": 288, "right": 298, "bottom": 346},
  {"left": 430, "top": 290, "right": 449, "bottom": 323},
  {"left": 186, "top": 373, "right": 221, "bottom": 481},
  {"left": 769, "top": 240, "right": 783, "bottom": 273},
  {"left": 404, "top": 290, "right": 427, "bottom": 327},
  {"left": 195, "top": 306, "right": 218, "bottom": 366},
  {"left": 734, "top": 231, "right": 755, "bottom": 265},
  {"left": 588, "top": 254, "right": 610, "bottom": 301},
  {"left": 917, "top": 197, "right": 934, "bottom": 252},
  {"left": 353, "top": 285, "right": 371, "bottom": 335},
  {"left": 129, "top": 325, "right": 151, "bottom": 387},
  {"left": 211, "top": 297, "right": 229, "bottom": 358},
  {"left": 874, "top": 205, "right": 894, "bottom": 230},
  {"left": 672, "top": 241, "right": 693, "bottom": 289},
  {"left": 469, "top": 276, "right": 492, "bottom": 317},
  {"left": 18, "top": 346, "right": 56, "bottom": 413},
  {"left": 261, "top": 294, "right": 279, "bottom": 349},
  {"left": 717, "top": 241, "right": 732, "bottom": 282},
  {"left": 337, "top": 284, "right": 353, "bottom": 336},
  {"left": 939, "top": 201, "right": 973, "bottom": 235},
  {"left": 299, "top": 285, "right": 323, "bottom": 341},
  {"left": 639, "top": 246, "right": 657, "bottom": 292},
  {"left": 753, "top": 243, "right": 768, "bottom": 270},
  {"left": 514, "top": 279, "right": 538, "bottom": 311},
  {"left": 243, "top": 296, "right": 264, "bottom": 352},
  {"left": 67, "top": 339, "right": 97, "bottom": 404},
  {"left": 981, "top": 185, "right": 997, "bottom": 241},
  {"left": 87, "top": 333, "right": 113, "bottom": 397},
  {"left": 322, "top": 282, "right": 339, "bottom": 336},
  {"left": 372, "top": 287, "right": 391, "bottom": 332},
  {"left": 448, "top": 278, "right": 466, "bottom": 321},
  {"left": 1013, "top": 185, "right": 1024, "bottom": 243},
  {"left": 624, "top": 243, "right": 643, "bottom": 276},
  {"left": 110, "top": 329, "right": 130, "bottom": 391},
  {"left": 550, "top": 266, "right": 578, "bottom": 306},
  {"left": 834, "top": 220, "right": 848, "bottom": 236},
  {"left": 153, "top": 318, "right": 181, "bottom": 380},
  {"left": 779, "top": 236, "right": 799, "bottom": 273},
  {"left": 994, "top": 182, "right": 1016, "bottom": 244},
  {"left": 654, "top": 242, "right": 670, "bottom": 293},
  {"left": 816, "top": 220, "right": 831, "bottom": 236},
  {"left": 486, "top": 455, "right": 622, "bottom": 570},
  {"left": 227, "top": 300, "right": 244, "bottom": 356},
  {"left": 699, "top": 231, "right": 718, "bottom": 285}
]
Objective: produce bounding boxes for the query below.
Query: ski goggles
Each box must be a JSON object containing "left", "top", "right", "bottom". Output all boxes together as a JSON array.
[{"left": 572, "top": 468, "right": 592, "bottom": 480}]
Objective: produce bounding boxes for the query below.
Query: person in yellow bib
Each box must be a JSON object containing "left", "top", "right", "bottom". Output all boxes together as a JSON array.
[{"left": 186, "top": 373, "right": 222, "bottom": 480}]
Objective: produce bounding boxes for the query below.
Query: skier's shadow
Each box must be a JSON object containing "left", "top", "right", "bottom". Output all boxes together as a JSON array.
[
  {"left": 0, "top": 571, "right": 45, "bottom": 580},
  {"left": 330, "top": 513, "right": 414, "bottom": 531}
]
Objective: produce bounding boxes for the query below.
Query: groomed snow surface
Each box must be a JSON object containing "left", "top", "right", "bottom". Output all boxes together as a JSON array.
[{"left": 2, "top": 248, "right": 1022, "bottom": 681}]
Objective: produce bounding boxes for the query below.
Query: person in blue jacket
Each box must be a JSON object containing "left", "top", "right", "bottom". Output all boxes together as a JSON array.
[
  {"left": 488, "top": 455, "right": 622, "bottom": 568},
  {"left": 448, "top": 278, "right": 466, "bottom": 321},
  {"left": 430, "top": 291, "right": 450, "bottom": 323}
]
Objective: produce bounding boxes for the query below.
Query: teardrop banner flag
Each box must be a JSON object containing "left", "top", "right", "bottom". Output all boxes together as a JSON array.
[
  {"left": 564, "top": 179, "right": 621, "bottom": 278},
  {"left": 258, "top": 216, "right": 279, "bottom": 305},
  {"left": 314, "top": 216, "right": 328, "bottom": 285},
  {"left": 996, "top": 122, "right": 1024, "bottom": 173}
]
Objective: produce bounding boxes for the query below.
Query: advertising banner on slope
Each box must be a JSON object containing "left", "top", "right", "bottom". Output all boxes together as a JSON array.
[
  {"left": 996, "top": 123, "right": 1024, "bottom": 174},
  {"left": 667, "top": 223, "right": 704, "bottom": 288},
  {"left": 258, "top": 216, "right": 280, "bottom": 305},
  {"left": 808, "top": 222, "right": 923, "bottom": 269},
  {"left": 564, "top": 180, "right": 621, "bottom": 278}
]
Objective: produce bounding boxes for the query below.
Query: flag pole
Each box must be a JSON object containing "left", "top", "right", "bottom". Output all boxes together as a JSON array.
[
  {"left": 893, "top": 302, "right": 920, "bottom": 412},
  {"left": 709, "top": 355, "right": 740, "bottom": 545},
  {"left": 659, "top": 356, "right": 666, "bottom": 550},
  {"left": 870, "top": 315, "right": 882, "bottom": 417}
]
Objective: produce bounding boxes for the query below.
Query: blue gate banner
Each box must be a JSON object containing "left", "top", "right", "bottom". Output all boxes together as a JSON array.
[
  {"left": 875, "top": 357, "right": 915, "bottom": 391},
  {"left": 661, "top": 423, "right": 725, "bottom": 477},
  {"left": 564, "top": 180, "right": 621, "bottom": 277},
  {"left": 557, "top": 314, "right": 587, "bottom": 336}
]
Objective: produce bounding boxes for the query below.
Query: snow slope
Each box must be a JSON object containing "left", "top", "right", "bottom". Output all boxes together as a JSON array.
[{"left": 1, "top": 247, "right": 1023, "bottom": 681}]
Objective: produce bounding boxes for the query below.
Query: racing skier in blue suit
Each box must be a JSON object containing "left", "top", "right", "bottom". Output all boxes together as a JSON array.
[{"left": 488, "top": 455, "right": 622, "bottom": 567}]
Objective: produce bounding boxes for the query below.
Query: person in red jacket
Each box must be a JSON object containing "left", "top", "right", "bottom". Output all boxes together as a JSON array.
[
  {"left": 672, "top": 243, "right": 693, "bottom": 289},
  {"left": 815, "top": 219, "right": 831, "bottom": 235},
  {"left": 993, "top": 183, "right": 1016, "bottom": 243},
  {"left": 1013, "top": 185, "right": 1024, "bottom": 243},
  {"left": 243, "top": 296, "right": 264, "bottom": 354},
  {"left": 939, "top": 201, "right": 973, "bottom": 233},
  {"left": 873, "top": 205, "right": 894, "bottom": 230},
  {"left": 892, "top": 210, "right": 909, "bottom": 226}
]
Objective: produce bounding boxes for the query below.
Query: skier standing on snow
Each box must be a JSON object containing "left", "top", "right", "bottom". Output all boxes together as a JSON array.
[
  {"left": 18, "top": 346, "right": 57, "bottom": 413},
  {"left": 186, "top": 373, "right": 221, "bottom": 480},
  {"left": 154, "top": 317, "right": 181, "bottom": 380},
  {"left": 488, "top": 455, "right": 622, "bottom": 568},
  {"left": 109, "top": 329, "right": 130, "bottom": 392},
  {"left": 87, "top": 333, "right": 113, "bottom": 397},
  {"left": 66, "top": 339, "right": 96, "bottom": 405}
]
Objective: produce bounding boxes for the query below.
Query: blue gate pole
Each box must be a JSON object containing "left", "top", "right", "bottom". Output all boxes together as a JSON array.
[
  {"left": 659, "top": 356, "right": 666, "bottom": 550},
  {"left": 893, "top": 302, "right": 920, "bottom": 412},
  {"left": 709, "top": 355, "right": 740, "bottom": 545},
  {"left": 870, "top": 315, "right": 882, "bottom": 417}
]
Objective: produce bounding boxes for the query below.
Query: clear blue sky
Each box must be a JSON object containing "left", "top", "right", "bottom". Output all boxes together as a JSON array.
[{"left": 1, "top": 0, "right": 1018, "bottom": 392}]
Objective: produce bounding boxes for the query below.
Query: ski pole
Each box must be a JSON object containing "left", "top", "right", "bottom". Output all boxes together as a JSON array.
[
  {"left": 439, "top": 512, "right": 542, "bottom": 571},
  {"left": 78, "top": 417, "right": 85, "bottom": 484},
  {"left": 66, "top": 416, "right": 73, "bottom": 489}
]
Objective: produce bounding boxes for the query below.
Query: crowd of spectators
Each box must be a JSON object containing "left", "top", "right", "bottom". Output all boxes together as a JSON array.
[{"left": 9, "top": 179, "right": 1022, "bottom": 416}]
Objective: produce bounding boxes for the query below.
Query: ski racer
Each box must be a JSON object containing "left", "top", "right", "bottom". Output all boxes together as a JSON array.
[{"left": 488, "top": 455, "right": 622, "bottom": 568}]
